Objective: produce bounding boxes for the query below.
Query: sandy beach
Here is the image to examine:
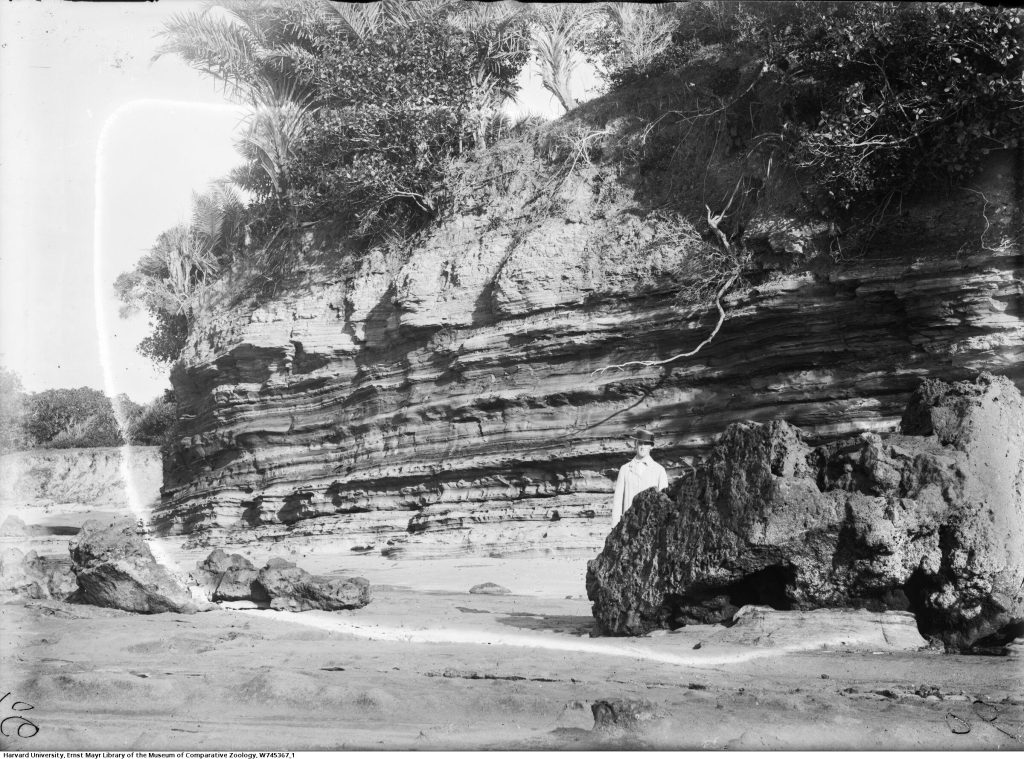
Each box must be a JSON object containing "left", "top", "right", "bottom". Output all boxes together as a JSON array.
[{"left": 2, "top": 552, "right": 1021, "bottom": 751}]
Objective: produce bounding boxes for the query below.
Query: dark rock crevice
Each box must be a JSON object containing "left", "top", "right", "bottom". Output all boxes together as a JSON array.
[{"left": 661, "top": 564, "right": 798, "bottom": 628}]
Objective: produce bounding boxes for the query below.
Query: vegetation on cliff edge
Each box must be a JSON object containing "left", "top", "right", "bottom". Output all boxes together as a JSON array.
[{"left": 116, "top": 1, "right": 1023, "bottom": 367}]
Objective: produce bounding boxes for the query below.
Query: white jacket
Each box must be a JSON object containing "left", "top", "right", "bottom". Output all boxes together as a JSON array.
[{"left": 611, "top": 455, "right": 668, "bottom": 526}]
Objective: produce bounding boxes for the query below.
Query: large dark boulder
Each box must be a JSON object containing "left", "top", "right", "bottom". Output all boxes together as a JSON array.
[
  {"left": 192, "top": 551, "right": 370, "bottom": 611},
  {"left": 258, "top": 559, "right": 370, "bottom": 612},
  {"left": 191, "top": 548, "right": 257, "bottom": 600},
  {"left": 70, "top": 518, "right": 198, "bottom": 613},
  {"left": 214, "top": 567, "right": 266, "bottom": 602},
  {"left": 586, "top": 374, "right": 1024, "bottom": 650}
]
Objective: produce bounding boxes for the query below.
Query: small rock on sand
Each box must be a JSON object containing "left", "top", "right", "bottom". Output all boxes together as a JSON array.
[
  {"left": 591, "top": 699, "right": 665, "bottom": 731},
  {"left": 469, "top": 582, "right": 511, "bottom": 595}
]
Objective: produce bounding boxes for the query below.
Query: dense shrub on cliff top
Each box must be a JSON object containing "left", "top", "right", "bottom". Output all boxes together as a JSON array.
[
  {"left": 244, "top": 10, "right": 528, "bottom": 242},
  {"left": 770, "top": 2, "right": 1020, "bottom": 213},
  {"left": 120, "top": 1, "right": 1022, "bottom": 366},
  {"left": 610, "top": 2, "right": 1023, "bottom": 215},
  {"left": 158, "top": 0, "right": 528, "bottom": 245}
]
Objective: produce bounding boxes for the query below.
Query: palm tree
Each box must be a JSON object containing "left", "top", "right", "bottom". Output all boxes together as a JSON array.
[
  {"left": 527, "top": 3, "right": 600, "bottom": 114},
  {"left": 156, "top": 0, "right": 326, "bottom": 195},
  {"left": 449, "top": 2, "right": 530, "bottom": 148},
  {"left": 189, "top": 180, "right": 248, "bottom": 265},
  {"left": 154, "top": 0, "right": 321, "bottom": 103},
  {"left": 115, "top": 226, "right": 215, "bottom": 320},
  {"left": 116, "top": 183, "right": 247, "bottom": 321}
]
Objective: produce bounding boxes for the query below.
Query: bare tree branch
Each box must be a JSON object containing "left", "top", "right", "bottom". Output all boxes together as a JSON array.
[{"left": 591, "top": 271, "right": 739, "bottom": 376}]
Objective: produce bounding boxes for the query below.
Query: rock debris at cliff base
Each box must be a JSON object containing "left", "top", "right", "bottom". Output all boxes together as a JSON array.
[
  {"left": 4, "top": 584, "right": 1022, "bottom": 750},
  {"left": 587, "top": 373, "right": 1024, "bottom": 651}
]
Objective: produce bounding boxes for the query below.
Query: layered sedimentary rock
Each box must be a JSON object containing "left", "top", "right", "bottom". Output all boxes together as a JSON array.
[
  {"left": 586, "top": 374, "right": 1024, "bottom": 650},
  {"left": 154, "top": 68, "right": 1022, "bottom": 558}
]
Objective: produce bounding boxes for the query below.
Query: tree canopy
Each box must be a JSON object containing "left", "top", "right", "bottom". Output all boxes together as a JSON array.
[{"left": 0, "top": 370, "right": 176, "bottom": 452}]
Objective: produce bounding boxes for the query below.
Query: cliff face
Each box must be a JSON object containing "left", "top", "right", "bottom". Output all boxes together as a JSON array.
[
  {"left": 1, "top": 447, "right": 161, "bottom": 513},
  {"left": 0, "top": 446, "right": 161, "bottom": 559},
  {"left": 155, "top": 72, "right": 1022, "bottom": 558}
]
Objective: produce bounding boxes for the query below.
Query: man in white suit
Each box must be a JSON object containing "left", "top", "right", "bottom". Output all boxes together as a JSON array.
[{"left": 611, "top": 429, "right": 669, "bottom": 527}]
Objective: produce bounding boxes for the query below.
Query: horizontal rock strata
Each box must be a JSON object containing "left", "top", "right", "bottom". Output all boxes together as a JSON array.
[{"left": 154, "top": 130, "right": 1022, "bottom": 559}]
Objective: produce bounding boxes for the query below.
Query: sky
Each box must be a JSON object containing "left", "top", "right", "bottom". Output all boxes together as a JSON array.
[{"left": 0, "top": 0, "right": 597, "bottom": 404}]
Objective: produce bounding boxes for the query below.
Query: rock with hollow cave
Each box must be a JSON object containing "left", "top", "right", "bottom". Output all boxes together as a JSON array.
[{"left": 586, "top": 373, "right": 1024, "bottom": 651}]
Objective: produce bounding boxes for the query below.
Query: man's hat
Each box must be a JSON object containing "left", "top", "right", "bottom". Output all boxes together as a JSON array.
[{"left": 628, "top": 429, "right": 656, "bottom": 445}]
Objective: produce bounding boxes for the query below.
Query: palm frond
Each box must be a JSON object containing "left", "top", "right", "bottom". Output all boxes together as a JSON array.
[
  {"left": 386, "top": 0, "right": 459, "bottom": 27},
  {"left": 155, "top": 8, "right": 266, "bottom": 101},
  {"left": 135, "top": 225, "right": 216, "bottom": 315},
  {"left": 527, "top": 3, "right": 599, "bottom": 113},
  {"left": 450, "top": 0, "right": 521, "bottom": 31},
  {"left": 319, "top": 1, "right": 386, "bottom": 41},
  {"left": 532, "top": 25, "right": 580, "bottom": 112},
  {"left": 157, "top": 2, "right": 320, "bottom": 106},
  {"left": 189, "top": 180, "right": 247, "bottom": 261},
  {"left": 238, "top": 96, "right": 315, "bottom": 195}
]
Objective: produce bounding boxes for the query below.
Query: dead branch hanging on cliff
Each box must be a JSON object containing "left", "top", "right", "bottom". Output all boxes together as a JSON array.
[
  {"left": 592, "top": 184, "right": 745, "bottom": 376},
  {"left": 591, "top": 270, "right": 738, "bottom": 375}
]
